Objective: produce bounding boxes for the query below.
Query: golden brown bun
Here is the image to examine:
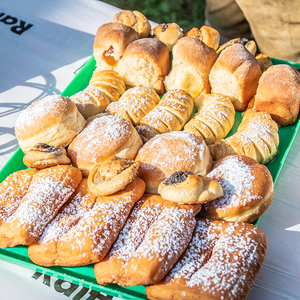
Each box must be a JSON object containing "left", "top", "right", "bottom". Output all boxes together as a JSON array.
[
  {"left": 209, "top": 43, "right": 262, "bottom": 111},
  {"left": 29, "top": 177, "right": 145, "bottom": 267},
  {"left": 158, "top": 170, "right": 223, "bottom": 204},
  {"left": 105, "top": 85, "right": 160, "bottom": 126},
  {"left": 164, "top": 37, "right": 218, "bottom": 99},
  {"left": 210, "top": 109, "right": 279, "bottom": 164},
  {"left": 0, "top": 165, "right": 82, "bottom": 248},
  {"left": 150, "top": 23, "right": 183, "bottom": 52},
  {"left": 255, "top": 53, "right": 273, "bottom": 73},
  {"left": 199, "top": 155, "right": 274, "bottom": 223},
  {"left": 67, "top": 114, "right": 143, "bottom": 177},
  {"left": 70, "top": 70, "right": 126, "bottom": 119},
  {"left": 87, "top": 156, "right": 140, "bottom": 196},
  {"left": 253, "top": 64, "right": 300, "bottom": 126},
  {"left": 93, "top": 22, "right": 138, "bottom": 70},
  {"left": 111, "top": 10, "right": 151, "bottom": 38},
  {"left": 0, "top": 169, "right": 38, "bottom": 226},
  {"left": 14, "top": 95, "right": 86, "bottom": 154},
  {"left": 146, "top": 218, "right": 267, "bottom": 300},
  {"left": 184, "top": 26, "right": 220, "bottom": 50},
  {"left": 184, "top": 93, "right": 235, "bottom": 145},
  {"left": 94, "top": 194, "right": 201, "bottom": 286},
  {"left": 116, "top": 38, "right": 170, "bottom": 95},
  {"left": 136, "top": 89, "right": 194, "bottom": 142},
  {"left": 23, "top": 143, "right": 71, "bottom": 169},
  {"left": 136, "top": 131, "right": 213, "bottom": 194}
]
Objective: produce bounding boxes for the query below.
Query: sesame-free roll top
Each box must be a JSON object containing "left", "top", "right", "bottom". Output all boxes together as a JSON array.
[{"left": 14, "top": 95, "right": 86, "bottom": 154}]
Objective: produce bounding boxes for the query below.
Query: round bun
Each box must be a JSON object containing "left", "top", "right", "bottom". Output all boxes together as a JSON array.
[
  {"left": 68, "top": 114, "right": 143, "bottom": 177},
  {"left": 200, "top": 155, "right": 274, "bottom": 223},
  {"left": 136, "top": 131, "right": 213, "bottom": 194},
  {"left": 15, "top": 95, "right": 86, "bottom": 154}
]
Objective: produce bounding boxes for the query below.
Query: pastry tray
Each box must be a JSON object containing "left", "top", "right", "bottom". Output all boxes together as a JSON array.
[{"left": 0, "top": 55, "right": 299, "bottom": 300}]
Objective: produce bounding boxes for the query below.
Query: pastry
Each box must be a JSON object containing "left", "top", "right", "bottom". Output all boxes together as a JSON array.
[
  {"left": 94, "top": 194, "right": 201, "bottom": 286},
  {"left": 67, "top": 114, "right": 143, "bottom": 177},
  {"left": 0, "top": 165, "right": 82, "bottom": 248},
  {"left": 216, "top": 37, "right": 257, "bottom": 56},
  {"left": 146, "top": 218, "right": 267, "bottom": 300},
  {"left": 135, "top": 131, "right": 212, "bottom": 194},
  {"left": 209, "top": 43, "right": 262, "bottom": 111},
  {"left": 14, "top": 95, "right": 86, "bottom": 154},
  {"left": 105, "top": 85, "right": 160, "bottom": 126},
  {"left": 116, "top": 38, "right": 170, "bottom": 95},
  {"left": 200, "top": 155, "right": 274, "bottom": 223},
  {"left": 184, "top": 93, "right": 235, "bottom": 145},
  {"left": 255, "top": 53, "right": 273, "bottom": 73}
]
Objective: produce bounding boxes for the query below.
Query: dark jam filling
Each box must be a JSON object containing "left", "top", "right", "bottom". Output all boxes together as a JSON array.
[{"left": 163, "top": 170, "right": 192, "bottom": 185}]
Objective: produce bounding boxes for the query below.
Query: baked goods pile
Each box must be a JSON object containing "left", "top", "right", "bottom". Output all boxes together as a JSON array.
[{"left": 2, "top": 7, "right": 300, "bottom": 300}]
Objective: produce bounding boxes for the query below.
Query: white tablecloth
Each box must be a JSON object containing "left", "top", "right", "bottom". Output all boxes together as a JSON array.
[{"left": 0, "top": 0, "right": 299, "bottom": 299}]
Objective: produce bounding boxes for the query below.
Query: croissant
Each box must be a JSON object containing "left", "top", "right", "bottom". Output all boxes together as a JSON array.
[
  {"left": 70, "top": 70, "right": 126, "bottom": 119},
  {"left": 184, "top": 93, "right": 235, "bottom": 145},
  {"left": 136, "top": 89, "right": 194, "bottom": 143},
  {"left": 105, "top": 85, "right": 160, "bottom": 126},
  {"left": 210, "top": 109, "right": 279, "bottom": 164}
]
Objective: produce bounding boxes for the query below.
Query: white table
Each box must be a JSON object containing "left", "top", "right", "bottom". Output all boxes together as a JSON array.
[{"left": 0, "top": 1, "right": 299, "bottom": 299}]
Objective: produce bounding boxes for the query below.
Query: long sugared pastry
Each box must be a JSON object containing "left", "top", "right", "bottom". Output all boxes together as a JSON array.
[
  {"left": 94, "top": 194, "right": 201, "bottom": 286},
  {"left": 146, "top": 218, "right": 267, "bottom": 300},
  {"left": 0, "top": 165, "right": 82, "bottom": 248}
]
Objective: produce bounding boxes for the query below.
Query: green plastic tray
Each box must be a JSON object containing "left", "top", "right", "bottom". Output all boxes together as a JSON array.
[{"left": 0, "top": 55, "right": 299, "bottom": 300}]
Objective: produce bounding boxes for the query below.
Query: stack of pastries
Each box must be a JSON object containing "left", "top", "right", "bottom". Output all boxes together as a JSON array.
[{"left": 2, "top": 7, "right": 300, "bottom": 300}]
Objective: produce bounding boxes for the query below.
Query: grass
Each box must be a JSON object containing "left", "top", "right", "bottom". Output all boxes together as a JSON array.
[{"left": 101, "top": 0, "right": 206, "bottom": 33}]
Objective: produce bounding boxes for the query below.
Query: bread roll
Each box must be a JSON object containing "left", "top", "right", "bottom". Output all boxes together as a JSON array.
[
  {"left": 0, "top": 165, "right": 82, "bottom": 248},
  {"left": 146, "top": 218, "right": 267, "bottom": 300},
  {"left": 111, "top": 10, "right": 151, "bottom": 38},
  {"left": 67, "top": 114, "right": 143, "bottom": 177},
  {"left": 136, "top": 131, "right": 212, "bottom": 194},
  {"left": 116, "top": 38, "right": 170, "bottom": 95},
  {"left": 164, "top": 37, "right": 218, "bottom": 99},
  {"left": 94, "top": 194, "right": 201, "bottom": 286},
  {"left": 184, "top": 93, "right": 235, "bottom": 145},
  {"left": 93, "top": 22, "right": 138, "bottom": 71},
  {"left": 150, "top": 23, "right": 183, "bottom": 52},
  {"left": 253, "top": 64, "right": 300, "bottom": 126},
  {"left": 209, "top": 43, "right": 262, "bottom": 111},
  {"left": 105, "top": 86, "right": 160, "bottom": 126},
  {"left": 184, "top": 26, "right": 220, "bottom": 50},
  {"left": 70, "top": 70, "right": 126, "bottom": 119},
  {"left": 14, "top": 95, "right": 86, "bottom": 154},
  {"left": 200, "top": 155, "right": 274, "bottom": 223}
]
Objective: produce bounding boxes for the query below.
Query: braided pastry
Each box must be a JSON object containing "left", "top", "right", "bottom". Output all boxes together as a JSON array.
[
  {"left": 70, "top": 70, "right": 126, "bottom": 119},
  {"left": 209, "top": 109, "right": 279, "bottom": 164},
  {"left": 105, "top": 86, "right": 160, "bottom": 126},
  {"left": 184, "top": 93, "right": 235, "bottom": 145},
  {"left": 136, "top": 89, "right": 194, "bottom": 143}
]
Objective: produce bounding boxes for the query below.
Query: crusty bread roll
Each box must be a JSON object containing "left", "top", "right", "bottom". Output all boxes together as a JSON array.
[
  {"left": 210, "top": 109, "right": 279, "bottom": 164},
  {"left": 184, "top": 26, "right": 220, "bottom": 50},
  {"left": 70, "top": 70, "right": 126, "bottom": 119},
  {"left": 253, "top": 64, "right": 300, "bottom": 126},
  {"left": 111, "top": 10, "right": 151, "bottom": 38},
  {"left": 164, "top": 37, "right": 218, "bottom": 99},
  {"left": 200, "top": 155, "right": 274, "bottom": 223},
  {"left": 209, "top": 43, "right": 262, "bottom": 111},
  {"left": 14, "top": 95, "right": 86, "bottom": 154},
  {"left": 0, "top": 165, "right": 82, "bottom": 248},
  {"left": 67, "top": 114, "right": 143, "bottom": 177},
  {"left": 150, "top": 23, "right": 183, "bottom": 52},
  {"left": 146, "top": 218, "right": 267, "bottom": 300},
  {"left": 0, "top": 169, "right": 38, "bottom": 225},
  {"left": 93, "top": 22, "right": 138, "bottom": 71},
  {"left": 184, "top": 93, "right": 235, "bottom": 145},
  {"left": 135, "top": 131, "right": 212, "bottom": 194},
  {"left": 136, "top": 89, "right": 194, "bottom": 143},
  {"left": 94, "top": 194, "right": 201, "bottom": 286},
  {"left": 116, "top": 38, "right": 170, "bottom": 95},
  {"left": 105, "top": 85, "right": 160, "bottom": 126}
]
